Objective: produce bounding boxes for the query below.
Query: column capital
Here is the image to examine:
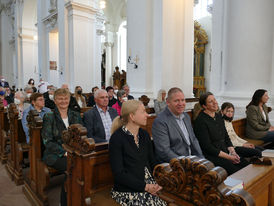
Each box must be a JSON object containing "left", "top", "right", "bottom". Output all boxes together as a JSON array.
[{"left": 104, "top": 42, "right": 113, "bottom": 48}]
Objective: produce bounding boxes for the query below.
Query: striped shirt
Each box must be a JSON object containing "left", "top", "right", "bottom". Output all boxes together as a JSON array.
[{"left": 96, "top": 105, "right": 113, "bottom": 141}]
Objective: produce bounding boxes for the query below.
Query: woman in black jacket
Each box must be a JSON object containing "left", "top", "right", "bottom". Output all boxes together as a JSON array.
[
  {"left": 109, "top": 100, "right": 166, "bottom": 206},
  {"left": 194, "top": 92, "right": 249, "bottom": 175}
]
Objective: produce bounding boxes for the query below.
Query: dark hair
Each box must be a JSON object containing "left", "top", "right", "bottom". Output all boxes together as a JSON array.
[
  {"left": 167, "top": 87, "right": 183, "bottom": 100},
  {"left": 92, "top": 86, "right": 99, "bottom": 93},
  {"left": 30, "top": 93, "right": 43, "bottom": 102},
  {"left": 221, "top": 102, "right": 234, "bottom": 111},
  {"left": 199, "top": 92, "right": 213, "bottom": 106},
  {"left": 106, "top": 86, "right": 114, "bottom": 92},
  {"left": 28, "top": 78, "right": 35, "bottom": 85},
  {"left": 246, "top": 89, "right": 267, "bottom": 108}
]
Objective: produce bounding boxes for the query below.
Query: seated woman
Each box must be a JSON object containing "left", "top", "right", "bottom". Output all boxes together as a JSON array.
[
  {"left": 194, "top": 92, "right": 249, "bottom": 175},
  {"left": 13, "top": 91, "right": 25, "bottom": 119},
  {"left": 73, "top": 86, "right": 86, "bottom": 108},
  {"left": 154, "top": 89, "right": 166, "bottom": 115},
  {"left": 221, "top": 102, "right": 262, "bottom": 158},
  {"left": 112, "top": 90, "right": 127, "bottom": 115},
  {"left": 42, "top": 88, "right": 83, "bottom": 206},
  {"left": 246, "top": 89, "right": 274, "bottom": 143},
  {"left": 109, "top": 100, "right": 166, "bottom": 206},
  {"left": 0, "top": 86, "right": 8, "bottom": 107}
]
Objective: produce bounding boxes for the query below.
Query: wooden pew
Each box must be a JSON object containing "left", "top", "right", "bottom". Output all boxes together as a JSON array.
[
  {"left": 63, "top": 124, "right": 254, "bottom": 206},
  {"left": 0, "top": 98, "right": 9, "bottom": 163},
  {"left": 5, "top": 103, "right": 29, "bottom": 185},
  {"left": 23, "top": 110, "right": 60, "bottom": 206},
  {"left": 62, "top": 124, "right": 116, "bottom": 206},
  {"left": 229, "top": 157, "right": 274, "bottom": 206},
  {"left": 232, "top": 118, "right": 271, "bottom": 147}
]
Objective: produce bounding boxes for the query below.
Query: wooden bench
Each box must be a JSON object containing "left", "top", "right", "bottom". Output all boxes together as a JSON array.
[
  {"left": 23, "top": 110, "right": 61, "bottom": 206},
  {"left": 5, "top": 103, "right": 29, "bottom": 185},
  {"left": 63, "top": 124, "right": 254, "bottom": 206},
  {"left": 230, "top": 157, "right": 274, "bottom": 206},
  {"left": 0, "top": 98, "right": 9, "bottom": 163},
  {"left": 232, "top": 118, "right": 271, "bottom": 147}
]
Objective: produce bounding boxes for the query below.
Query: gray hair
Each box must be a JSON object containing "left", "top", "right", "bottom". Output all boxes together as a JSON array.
[
  {"left": 15, "top": 91, "right": 24, "bottom": 98},
  {"left": 94, "top": 89, "right": 107, "bottom": 99},
  {"left": 24, "top": 85, "right": 33, "bottom": 92},
  {"left": 117, "top": 90, "right": 126, "bottom": 98},
  {"left": 157, "top": 89, "right": 166, "bottom": 102},
  {"left": 122, "top": 84, "right": 129, "bottom": 89}
]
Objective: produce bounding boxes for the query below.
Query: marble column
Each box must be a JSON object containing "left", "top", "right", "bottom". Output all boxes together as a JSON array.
[
  {"left": 63, "top": 0, "right": 100, "bottom": 92},
  {"left": 104, "top": 42, "right": 113, "bottom": 87}
]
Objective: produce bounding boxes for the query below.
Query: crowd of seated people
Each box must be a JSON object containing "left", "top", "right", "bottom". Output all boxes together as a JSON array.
[{"left": 2, "top": 75, "right": 274, "bottom": 205}]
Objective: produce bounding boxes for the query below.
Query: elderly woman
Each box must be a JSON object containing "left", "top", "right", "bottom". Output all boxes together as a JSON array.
[
  {"left": 194, "top": 92, "right": 249, "bottom": 175},
  {"left": 154, "top": 89, "right": 166, "bottom": 115},
  {"left": 13, "top": 91, "right": 25, "bottom": 119},
  {"left": 42, "top": 88, "right": 82, "bottom": 206},
  {"left": 73, "top": 86, "right": 86, "bottom": 108},
  {"left": 246, "top": 89, "right": 274, "bottom": 143},
  {"left": 112, "top": 90, "right": 127, "bottom": 115},
  {"left": 109, "top": 100, "right": 166, "bottom": 205}
]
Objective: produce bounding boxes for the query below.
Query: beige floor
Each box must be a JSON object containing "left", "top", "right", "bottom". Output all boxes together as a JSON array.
[{"left": 0, "top": 162, "right": 62, "bottom": 206}]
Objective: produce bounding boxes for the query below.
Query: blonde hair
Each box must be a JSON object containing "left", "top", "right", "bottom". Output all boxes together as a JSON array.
[
  {"left": 111, "top": 100, "right": 143, "bottom": 134},
  {"left": 74, "top": 86, "right": 86, "bottom": 107},
  {"left": 54, "top": 88, "right": 71, "bottom": 100},
  {"left": 157, "top": 89, "right": 166, "bottom": 102}
]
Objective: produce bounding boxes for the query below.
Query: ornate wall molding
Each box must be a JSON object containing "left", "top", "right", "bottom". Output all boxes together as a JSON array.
[
  {"left": 42, "top": 11, "right": 58, "bottom": 31},
  {"left": 49, "top": 0, "right": 57, "bottom": 13}
]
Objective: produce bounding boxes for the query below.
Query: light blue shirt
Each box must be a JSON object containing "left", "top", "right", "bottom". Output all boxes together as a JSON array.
[
  {"left": 169, "top": 108, "right": 191, "bottom": 155},
  {"left": 96, "top": 105, "right": 113, "bottom": 141},
  {"left": 22, "top": 105, "right": 51, "bottom": 143}
]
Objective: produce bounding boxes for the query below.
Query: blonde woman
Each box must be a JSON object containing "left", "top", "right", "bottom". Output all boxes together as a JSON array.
[
  {"left": 154, "top": 89, "right": 166, "bottom": 115},
  {"left": 109, "top": 100, "right": 166, "bottom": 206},
  {"left": 73, "top": 86, "right": 86, "bottom": 108}
]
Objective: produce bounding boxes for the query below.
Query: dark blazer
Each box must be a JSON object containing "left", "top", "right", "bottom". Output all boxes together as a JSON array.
[
  {"left": 0, "top": 81, "right": 9, "bottom": 88},
  {"left": 152, "top": 107, "right": 203, "bottom": 163},
  {"left": 83, "top": 106, "right": 118, "bottom": 143},
  {"left": 127, "top": 94, "right": 134, "bottom": 100},
  {"left": 87, "top": 95, "right": 95, "bottom": 107},
  {"left": 109, "top": 127, "right": 157, "bottom": 192},
  {"left": 42, "top": 108, "right": 83, "bottom": 166},
  {"left": 43, "top": 91, "right": 55, "bottom": 109},
  {"left": 194, "top": 112, "right": 233, "bottom": 157},
  {"left": 246, "top": 104, "right": 270, "bottom": 139}
]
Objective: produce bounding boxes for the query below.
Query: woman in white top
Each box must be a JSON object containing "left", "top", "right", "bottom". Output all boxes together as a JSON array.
[
  {"left": 154, "top": 89, "right": 167, "bottom": 115},
  {"left": 73, "top": 86, "right": 87, "bottom": 108},
  {"left": 221, "top": 102, "right": 262, "bottom": 158},
  {"left": 13, "top": 91, "right": 25, "bottom": 119}
]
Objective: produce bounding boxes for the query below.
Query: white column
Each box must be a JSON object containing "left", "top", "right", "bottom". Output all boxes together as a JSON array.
[
  {"left": 64, "top": 0, "right": 100, "bottom": 92},
  {"left": 127, "top": 0, "right": 194, "bottom": 98},
  {"left": 104, "top": 42, "right": 113, "bottom": 87}
]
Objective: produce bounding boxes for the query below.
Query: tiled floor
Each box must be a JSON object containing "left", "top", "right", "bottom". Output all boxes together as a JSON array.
[{"left": 0, "top": 162, "right": 62, "bottom": 206}]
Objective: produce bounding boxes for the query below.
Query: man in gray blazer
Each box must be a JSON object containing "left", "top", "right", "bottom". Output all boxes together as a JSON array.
[
  {"left": 152, "top": 87, "right": 203, "bottom": 163},
  {"left": 84, "top": 89, "right": 118, "bottom": 143}
]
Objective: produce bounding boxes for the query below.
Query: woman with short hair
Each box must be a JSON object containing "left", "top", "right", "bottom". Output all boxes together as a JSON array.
[
  {"left": 42, "top": 88, "right": 83, "bottom": 206},
  {"left": 194, "top": 92, "right": 249, "bottom": 175},
  {"left": 112, "top": 90, "right": 127, "bottom": 115},
  {"left": 246, "top": 89, "right": 274, "bottom": 143},
  {"left": 109, "top": 100, "right": 166, "bottom": 206}
]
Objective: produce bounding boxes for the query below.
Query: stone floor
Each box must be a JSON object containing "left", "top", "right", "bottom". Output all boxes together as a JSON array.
[{"left": 0, "top": 162, "right": 62, "bottom": 206}]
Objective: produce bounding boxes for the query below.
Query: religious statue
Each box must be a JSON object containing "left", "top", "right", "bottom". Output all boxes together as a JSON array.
[
  {"left": 120, "top": 70, "right": 127, "bottom": 87},
  {"left": 193, "top": 21, "right": 208, "bottom": 97},
  {"left": 113, "top": 66, "right": 121, "bottom": 89}
]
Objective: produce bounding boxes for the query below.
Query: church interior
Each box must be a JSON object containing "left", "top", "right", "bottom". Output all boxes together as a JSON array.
[{"left": 0, "top": 0, "right": 274, "bottom": 205}]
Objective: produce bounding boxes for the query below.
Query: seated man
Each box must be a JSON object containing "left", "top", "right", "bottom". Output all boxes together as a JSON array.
[
  {"left": 106, "top": 86, "right": 117, "bottom": 107},
  {"left": 84, "top": 89, "right": 118, "bottom": 143},
  {"left": 43, "top": 85, "right": 56, "bottom": 109},
  {"left": 22, "top": 93, "right": 51, "bottom": 143},
  {"left": 87, "top": 86, "right": 99, "bottom": 107},
  {"left": 122, "top": 84, "right": 134, "bottom": 100},
  {"left": 152, "top": 87, "right": 203, "bottom": 163}
]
